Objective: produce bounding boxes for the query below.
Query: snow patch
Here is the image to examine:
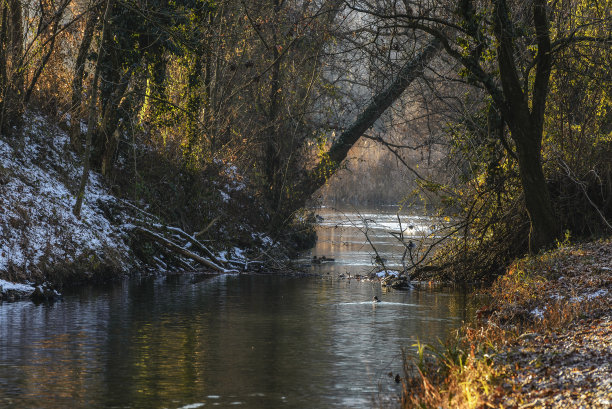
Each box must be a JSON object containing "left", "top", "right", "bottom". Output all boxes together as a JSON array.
[
  {"left": 232, "top": 247, "right": 246, "bottom": 260},
  {"left": 252, "top": 233, "right": 273, "bottom": 246},
  {"left": 178, "top": 404, "right": 205, "bottom": 409},
  {"left": 0, "top": 112, "right": 130, "bottom": 278},
  {"left": 571, "top": 289, "right": 609, "bottom": 302},
  {"left": 0, "top": 279, "right": 34, "bottom": 293},
  {"left": 376, "top": 270, "right": 400, "bottom": 278},
  {"left": 531, "top": 306, "right": 546, "bottom": 319}
]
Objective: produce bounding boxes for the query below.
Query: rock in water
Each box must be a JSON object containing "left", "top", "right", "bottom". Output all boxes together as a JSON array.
[
  {"left": 30, "top": 283, "right": 62, "bottom": 303},
  {"left": 381, "top": 274, "right": 411, "bottom": 289}
]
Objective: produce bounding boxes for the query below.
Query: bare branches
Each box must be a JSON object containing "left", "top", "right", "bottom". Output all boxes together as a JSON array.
[
  {"left": 556, "top": 158, "right": 612, "bottom": 232},
  {"left": 135, "top": 226, "right": 229, "bottom": 272}
]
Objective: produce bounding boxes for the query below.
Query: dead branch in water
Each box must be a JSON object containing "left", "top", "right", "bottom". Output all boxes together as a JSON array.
[{"left": 134, "top": 226, "right": 231, "bottom": 272}]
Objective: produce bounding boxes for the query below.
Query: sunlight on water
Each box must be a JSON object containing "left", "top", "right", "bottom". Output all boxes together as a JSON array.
[
  {"left": 0, "top": 209, "right": 479, "bottom": 409},
  {"left": 0, "top": 275, "right": 477, "bottom": 409},
  {"left": 301, "top": 206, "right": 438, "bottom": 275}
]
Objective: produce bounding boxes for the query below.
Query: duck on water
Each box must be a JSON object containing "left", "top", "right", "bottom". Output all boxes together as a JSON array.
[{"left": 312, "top": 255, "right": 335, "bottom": 264}]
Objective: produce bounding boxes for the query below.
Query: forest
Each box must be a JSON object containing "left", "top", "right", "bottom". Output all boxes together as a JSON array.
[
  {"left": 0, "top": 0, "right": 611, "bottom": 408},
  {"left": 0, "top": 0, "right": 610, "bottom": 278}
]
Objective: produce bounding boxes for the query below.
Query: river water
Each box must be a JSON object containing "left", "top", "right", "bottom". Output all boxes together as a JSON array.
[
  {"left": 299, "top": 206, "right": 437, "bottom": 275},
  {"left": 0, "top": 208, "right": 476, "bottom": 409}
]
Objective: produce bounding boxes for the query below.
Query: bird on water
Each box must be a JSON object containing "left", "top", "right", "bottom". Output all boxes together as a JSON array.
[{"left": 373, "top": 296, "right": 381, "bottom": 303}]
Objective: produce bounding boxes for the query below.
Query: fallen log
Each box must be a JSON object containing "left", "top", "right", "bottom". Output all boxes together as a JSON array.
[
  {"left": 149, "top": 223, "right": 226, "bottom": 268},
  {"left": 135, "top": 226, "right": 230, "bottom": 272}
]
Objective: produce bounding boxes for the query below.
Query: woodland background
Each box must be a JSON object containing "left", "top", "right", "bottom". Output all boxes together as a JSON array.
[{"left": 0, "top": 0, "right": 610, "bottom": 281}]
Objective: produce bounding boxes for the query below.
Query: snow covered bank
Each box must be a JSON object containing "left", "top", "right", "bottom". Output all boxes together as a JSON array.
[
  {"left": 0, "top": 113, "right": 132, "bottom": 295},
  {"left": 0, "top": 113, "right": 279, "bottom": 301},
  {"left": 0, "top": 279, "right": 35, "bottom": 301}
]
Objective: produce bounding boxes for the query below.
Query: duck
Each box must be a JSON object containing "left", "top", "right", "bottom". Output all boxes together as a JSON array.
[
  {"left": 373, "top": 296, "right": 381, "bottom": 303},
  {"left": 374, "top": 255, "right": 387, "bottom": 264}
]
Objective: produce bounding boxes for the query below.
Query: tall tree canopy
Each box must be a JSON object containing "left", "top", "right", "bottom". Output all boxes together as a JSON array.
[{"left": 337, "top": 0, "right": 611, "bottom": 251}]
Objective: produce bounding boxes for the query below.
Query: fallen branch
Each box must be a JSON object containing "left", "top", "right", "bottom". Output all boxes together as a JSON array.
[
  {"left": 149, "top": 223, "right": 227, "bottom": 267},
  {"left": 135, "top": 226, "right": 231, "bottom": 272},
  {"left": 194, "top": 216, "right": 220, "bottom": 237},
  {"left": 118, "top": 198, "right": 162, "bottom": 222}
]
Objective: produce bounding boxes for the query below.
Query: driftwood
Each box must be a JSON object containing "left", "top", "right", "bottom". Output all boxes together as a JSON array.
[
  {"left": 135, "top": 226, "right": 230, "bottom": 272},
  {"left": 121, "top": 200, "right": 250, "bottom": 272},
  {"left": 149, "top": 223, "right": 226, "bottom": 267}
]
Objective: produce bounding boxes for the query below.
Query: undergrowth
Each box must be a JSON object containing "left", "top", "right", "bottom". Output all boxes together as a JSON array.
[{"left": 400, "top": 239, "right": 611, "bottom": 408}]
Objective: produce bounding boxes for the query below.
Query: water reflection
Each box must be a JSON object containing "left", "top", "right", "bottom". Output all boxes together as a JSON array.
[
  {"left": 0, "top": 275, "right": 478, "bottom": 408},
  {"left": 301, "top": 207, "right": 436, "bottom": 275}
]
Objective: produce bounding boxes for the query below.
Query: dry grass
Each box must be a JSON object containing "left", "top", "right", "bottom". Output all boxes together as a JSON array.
[
  {"left": 401, "top": 323, "right": 512, "bottom": 409},
  {"left": 400, "top": 239, "right": 612, "bottom": 409}
]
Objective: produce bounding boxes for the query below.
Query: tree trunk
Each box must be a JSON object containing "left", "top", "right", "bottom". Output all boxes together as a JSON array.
[
  {"left": 70, "top": 5, "right": 100, "bottom": 152},
  {"left": 513, "top": 126, "right": 560, "bottom": 252},
  {"left": 24, "top": 24, "right": 57, "bottom": 106},
  {"left": 74, "top": 0, "right": 113, "bottom": 218},
  {"left": 0, "top": 5, "right": 8, "bottom": 120},
  {"left": 265, "top": 39, "right": 283, "bottom": 211},
  {"left": 302, "top": 38, "right": 441, "bottom": 196},
  {"left": 263, "top": 0, "right": 286, "bottom": 216},
  {"left": 492, "top": 0, "right": 560, "bottom": 251},
  {"left": 0, "top": 0, "right": 23, "bottom": 135},
  {"left": 100, "top": 68, "right": 132, "bottom": 176}
]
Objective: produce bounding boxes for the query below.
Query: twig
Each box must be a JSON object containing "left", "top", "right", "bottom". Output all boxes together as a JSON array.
[
  {"left": 135, "top": 226, "right": 232, "bottom": 272},
  {"left": 557, "top": 158, "right": 612, "bottom": 231}
]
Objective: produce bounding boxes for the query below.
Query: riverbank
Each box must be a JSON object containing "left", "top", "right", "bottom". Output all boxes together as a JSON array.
[
  {"left": 402, "top": 239, "right": 611, "bottom": 408},
  {"left": 0, "top": 113, "right": 284, "bottom": 302}
]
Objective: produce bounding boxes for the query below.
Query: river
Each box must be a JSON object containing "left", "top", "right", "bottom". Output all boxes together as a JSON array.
[
  {"left": 0, "top": 208, "right": 476, "bottom": 408},
  {"left": 298, "top": 206, "right": 437, "bottom": 275}
]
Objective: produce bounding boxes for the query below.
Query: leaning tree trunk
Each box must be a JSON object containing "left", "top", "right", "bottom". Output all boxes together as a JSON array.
[{"left": 300, "top": 38, "right": 441, "bottom": 197}]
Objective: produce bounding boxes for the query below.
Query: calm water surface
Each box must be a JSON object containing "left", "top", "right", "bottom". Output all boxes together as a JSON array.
[
  {"left": 1, "top": 209, "right": 477, "bottom": 408},
  {"left": 300, "top": 206, "right": 438, "bottom": 275}
]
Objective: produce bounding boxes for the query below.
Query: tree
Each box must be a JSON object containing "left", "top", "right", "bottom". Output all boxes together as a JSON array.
[
  {"left": 306, "top": 38, "right": 441, "bottom": 190},
  {"left": 0, "top": 0, "right": 24, "bottom": 135},
  {"left": 70, "top": 3, "right": 102, "bottom": 152},
  {"left": 74, "top": 0, "right": 114, "bottom": 218},
  {"left": 334, "top": 0, "right": 611, "bottom": 251}
]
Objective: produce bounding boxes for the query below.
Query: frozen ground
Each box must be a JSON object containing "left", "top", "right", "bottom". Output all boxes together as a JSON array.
[
  {"left": 0, "top": 113, "right": 131, "bottom": 289},
  {"left": 0, "top": 113, "right": 268, "bottom": 301}
]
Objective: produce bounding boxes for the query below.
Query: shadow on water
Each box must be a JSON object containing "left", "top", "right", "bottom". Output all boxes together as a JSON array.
[
  {"left": 0, "top": 275, "right": 479, "bottom": 408},
  {"left": 0, "top": 210, "right": 480, "bottom": 408}
]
